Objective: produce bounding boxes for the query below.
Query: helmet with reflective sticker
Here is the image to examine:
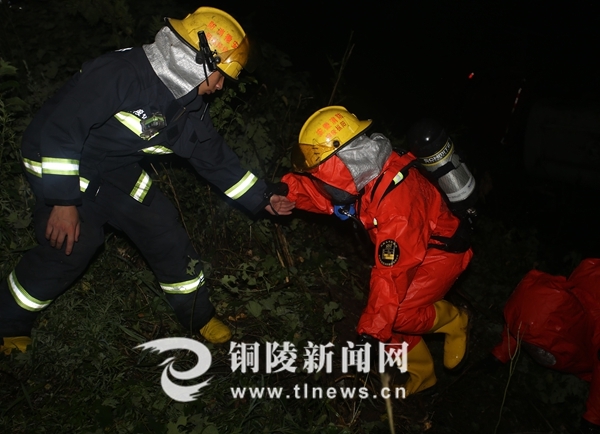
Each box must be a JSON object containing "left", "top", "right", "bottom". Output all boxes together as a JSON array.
[
  {"left": 292, "top": 106, "right": 372, "bottom": 172},
  {"left": 167, "top": 7, "right": 249, "bottom": 80}
]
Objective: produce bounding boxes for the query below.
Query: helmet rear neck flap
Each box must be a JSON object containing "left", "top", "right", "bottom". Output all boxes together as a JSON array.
[
  {"left": 143, "top": 26, "right": 209, "bottom": 99},
  {"left": 336, "top": 133, "right": 392, "bottom": 192}
]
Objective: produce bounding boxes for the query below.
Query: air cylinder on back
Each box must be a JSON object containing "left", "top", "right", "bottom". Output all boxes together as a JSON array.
[{"left": 407, "top": 119, "right": 476, "bottom": 217}]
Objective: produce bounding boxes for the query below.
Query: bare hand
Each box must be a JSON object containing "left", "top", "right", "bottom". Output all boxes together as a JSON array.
[
  {"left": 265, "top": 194, "right": 295, "bottom": 216},
  {"left": 45, "top": 205, "right": 80, "bottom": 255}
]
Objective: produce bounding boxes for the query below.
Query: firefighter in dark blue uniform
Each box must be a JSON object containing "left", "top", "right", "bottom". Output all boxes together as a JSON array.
[{"left": 0, "top": 7, "right": 295, "bottom": 354}]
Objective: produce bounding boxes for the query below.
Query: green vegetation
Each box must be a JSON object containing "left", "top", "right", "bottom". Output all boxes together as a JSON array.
[{"left": 0, "top": 1, "right": 591, "bottom": 433}]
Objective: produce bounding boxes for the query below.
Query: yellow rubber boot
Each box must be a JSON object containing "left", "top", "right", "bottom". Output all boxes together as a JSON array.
[
  {"left": 430, "top": 300, "right": 469, "bottom": 370},
  {"left": 199, "top": 317, "right": 232, "bottom": 344},
  {"left": 1, "top": 336, "right": 32, "bottom": 355},
  {"left": 404, "top": 339, "right": 437, "bottom": 395}
]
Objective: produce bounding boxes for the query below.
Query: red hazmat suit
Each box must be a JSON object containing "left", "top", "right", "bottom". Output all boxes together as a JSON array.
[
  {"left": 492, "top": 258, "right": 600, "bottom": 425},
  {"left": 282, "top": 150, "right": 473, "bottom": 350}
]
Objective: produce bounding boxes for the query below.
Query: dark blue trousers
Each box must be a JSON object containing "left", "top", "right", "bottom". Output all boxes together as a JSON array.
[{"left": 0, "top": 176, "right": 214, "bottom": 337}]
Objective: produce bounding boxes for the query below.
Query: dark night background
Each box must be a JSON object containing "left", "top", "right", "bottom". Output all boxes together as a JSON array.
[
  {"left": 205, "top": 0, "right": 600, "bottom": 127},
  {"left": 2, "top": 0, "right": 600, "bottom": 432},
  {"left": 207, "top": 0, "right": 600, "bottom": 266}
]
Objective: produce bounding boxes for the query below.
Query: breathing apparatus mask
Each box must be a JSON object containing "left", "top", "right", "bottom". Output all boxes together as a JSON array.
[
  {"left": 292, "top": 107, "right": 394, "bottom": 221},
  {"left": 312, "top": 178, "right": 358, "bottom": 205}
]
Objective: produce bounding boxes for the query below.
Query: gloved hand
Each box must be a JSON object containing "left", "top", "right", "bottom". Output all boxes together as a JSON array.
[
  {"left": 356, "top": 334, "right": 380, "bottom": 368},
  {"left": 263, "top": 182, "right": 294, "bottom": 216},
  {"left": 334, "top": 204, "right": 355, "bottom": 221},
  {"left": 580, "top": 418, "right": 600, "bottom": 434},
  {"left": 263, "top": 181, "right": 289, "bottom": 199}
]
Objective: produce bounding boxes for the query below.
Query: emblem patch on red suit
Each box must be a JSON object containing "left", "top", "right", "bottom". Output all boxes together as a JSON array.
[{"left": 378, "top": 240, "right": 399, "bottom": 266}]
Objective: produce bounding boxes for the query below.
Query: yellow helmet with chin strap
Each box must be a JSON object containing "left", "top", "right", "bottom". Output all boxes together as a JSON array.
[
  {"left": 167, "top": 7, "right": 250, "bottom": 80},
  {"left": 292, "top": 106, "right": 372, "bottom": 172}
]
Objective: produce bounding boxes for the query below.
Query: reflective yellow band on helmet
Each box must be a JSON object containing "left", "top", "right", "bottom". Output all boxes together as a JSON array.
[
  {"left": 23, "top": 158, "right": 42, "bottom": 177},
  {"left": 7, "top": 271, "right": 52, "bottom": 312},
  {"left": 41, "top": 157, "right": 79, "bottom": 176},
  {"left": 160, "top": 273, "right": 205, "bottom": 294},
  {"left": 224, "top": 171, "right": 257, "bottom": 199},
  {"left": 130, "top": 171, "right": 152, "bottom": 202},
  {"left": 141, "top": 145, "right": 173, "bottom": 154},
  {"left": 392, "top": 171, "right": 405, "bottom": 185}
]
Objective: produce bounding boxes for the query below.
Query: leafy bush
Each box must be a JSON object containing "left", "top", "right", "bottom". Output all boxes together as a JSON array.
[
  {"left": 0, "top": 1, "right": 592, "bottom": 433},
  {"left": 0, "top": 59, "right": 35, "bottom": 276}
]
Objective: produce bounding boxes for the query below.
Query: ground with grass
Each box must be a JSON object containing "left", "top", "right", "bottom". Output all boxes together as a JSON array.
[{"left": 1, "top": 1, "right": 598, "bottom": 433}]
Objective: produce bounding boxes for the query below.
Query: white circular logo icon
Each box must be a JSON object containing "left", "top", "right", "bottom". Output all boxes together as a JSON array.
[{"left": 135, "top": 337, "right": 212, "bottom": 402}]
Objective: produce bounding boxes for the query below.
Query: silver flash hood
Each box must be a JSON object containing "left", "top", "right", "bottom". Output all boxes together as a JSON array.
[
  {"left": 143, "top": 26, "right": 213, "bottom": 99},
  {"left": 337, "top": 133, "right": 393, "bottom": 191}
]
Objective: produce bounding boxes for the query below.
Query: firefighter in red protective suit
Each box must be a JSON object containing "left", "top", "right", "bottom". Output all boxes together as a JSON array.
[
  {"left": 281, "top": 106, "right": 473, "bottom": 394},
  {"left": 491, "top": 258, "right": 600, "bottom": 432}
]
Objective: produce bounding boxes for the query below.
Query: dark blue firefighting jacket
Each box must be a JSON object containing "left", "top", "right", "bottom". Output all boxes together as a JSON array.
[{"left": 21, "top": 47, "right": 268, "bottom": 214}]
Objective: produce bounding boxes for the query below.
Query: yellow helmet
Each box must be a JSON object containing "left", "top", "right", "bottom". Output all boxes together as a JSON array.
[
  {"left": 292, "top": 106, "right": 372, "bottom": 172},
  {"left": 167, "top": 7, "right": 249, "bottom": 80}
]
